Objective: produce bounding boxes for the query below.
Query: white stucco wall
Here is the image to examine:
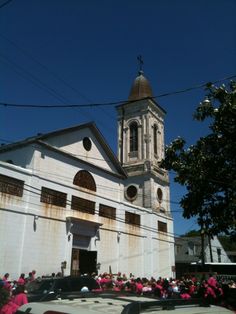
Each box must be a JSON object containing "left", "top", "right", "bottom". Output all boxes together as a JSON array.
[
  {"left": 43, "top": 128, "right": 118, "bottom": 173},
  {"left": 205, "top": 236, "right": 231, "bottom": 263},
  {"left": 0, "top": 140, "right": 175, "bottom": 280}
]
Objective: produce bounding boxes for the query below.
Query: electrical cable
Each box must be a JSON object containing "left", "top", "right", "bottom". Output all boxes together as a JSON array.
[
  {"left": 1, "top": 148, "right": 232, "bottom": 196},
  {"left": 0, "top": 162, "right": 183, "bottom": 210},
  {"left": 0, "top": 32, "right": 117, "bottom": 123},
  {"left": 0, "top": 178, "right": 231, "bottom": 252},
  {"left": 0, "top": 75, "right": 235, "bottom": 108},
  {"left": 0, "top": 53, "right": 69, "bottom": 104},
  {"left": 0, "top": 0, "right": 14, "bottom": 9},
  {"left": 0, "top": 42, "right": 117, "bottom": 134},
  {"left": 0, "top": 53, "right": 116, "bottom": 133},
  {"left": 1, "top": 141, "right": 235, "bottom": 190},
  {"left": 0, "top": 176, "right": 179, "bottom": 239},
  {"left": 0, "top": 174, "right": 182, "bottom": 216}
]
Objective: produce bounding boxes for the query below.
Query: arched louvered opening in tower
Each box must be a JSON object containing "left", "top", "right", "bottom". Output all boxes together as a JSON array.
[
  {"left": 153, "top": 124, "right": 158, "bottom": 156},
  {"left": 129, "top": 121, "right": 138, "bottom": 155}
]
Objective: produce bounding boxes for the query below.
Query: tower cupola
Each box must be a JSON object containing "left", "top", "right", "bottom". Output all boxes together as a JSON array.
[{"left": 128, "top": 71, "right": 153, "bottom": 101}]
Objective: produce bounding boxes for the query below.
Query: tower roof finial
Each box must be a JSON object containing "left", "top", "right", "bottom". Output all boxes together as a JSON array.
[
  {"left": 128, "top": 57, "right": 153, "bottom": 101},
  {"left": 137, "top": 55, "right": 144, "bottom": 74}
]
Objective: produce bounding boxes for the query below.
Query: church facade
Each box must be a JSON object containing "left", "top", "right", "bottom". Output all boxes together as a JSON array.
[{"left": 0, "top": 71, "right": 175, "bottom": 280}]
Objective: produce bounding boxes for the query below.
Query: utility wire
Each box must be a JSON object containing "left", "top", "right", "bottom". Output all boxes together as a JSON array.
[
  {"left": 0, "top": 0, "right": 14, "bottom": 9},
  {"left": 0, "top": 53, "right": 69, "bottom": 103},
  {"left": 0, "top": 173, "right": 183, "bottom": 212},
  {"left": 1, "top": 142, "right": 233, "bottom": 189},
  {"left": 0, "top": 75, "right": 235, "bottom": 109},
  {"left": 0, "top": 35, "right": 117, "bottom": 132},
  {"left": 0, "top": 180, "right": 178, "bottom": 240},
  {"left": 0, "top": 33, "right": 91, "bottom": 103},
  {"left": 0, "top": 188, "right": 230, "bottom": 251},
  {"left": 0, "top": 150, "right": 183, "bottom": 208},
  {"left": 0, "top": 53, "right": 113, "bottom": 128}
]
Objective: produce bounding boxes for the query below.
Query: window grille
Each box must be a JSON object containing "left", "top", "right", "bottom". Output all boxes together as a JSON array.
[
  {"left": 0, "top": 174, "right": 24, "bottom": 197},
  {"left": 158, "top": 221, "right": 167, "bottom": 233},
  {"left": 40, "top": 187, "right": 67, "bottom": 207},
  {"left": 99, "top": 204, "right": 116, "bottom": 219},
  {"left": 71, "top": 196, "right": 95, "bottom": 215},
  {"left": 73, "top": 170, "right": 96, "bottom": 192},
  {"left": 125, "top": 211, "right": 140, "bottom": 226}
]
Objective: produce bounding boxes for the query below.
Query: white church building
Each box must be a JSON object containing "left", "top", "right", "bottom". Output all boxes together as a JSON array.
[{"left": 0, "top": 70, "right": 175, "bottom": 280}]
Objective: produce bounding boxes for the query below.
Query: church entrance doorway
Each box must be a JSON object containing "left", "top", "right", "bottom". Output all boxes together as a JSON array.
[{"left": 71, "top": 248, "right": 97, "bottom": 276}]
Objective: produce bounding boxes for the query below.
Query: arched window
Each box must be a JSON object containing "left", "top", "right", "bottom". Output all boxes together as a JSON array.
[
  {"left": 153, "top": 124, "right": 158, "bottom": 155},
  {"left": 129, "top": 122, "right": 138, "bottom": 153},
  {"left": 73, "top": 170, "right": 96, "bottom": 192}
]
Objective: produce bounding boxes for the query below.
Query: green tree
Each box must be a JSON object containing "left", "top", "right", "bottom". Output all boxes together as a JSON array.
[
  {"left": 180, "top": 229, "right": 201, "bottom": 237},
  {"left": 218, "top": 235, "right": 236, "bottom": 251},
  {"left": 161, "top": 81, "right": 236, "bottom": 237}
]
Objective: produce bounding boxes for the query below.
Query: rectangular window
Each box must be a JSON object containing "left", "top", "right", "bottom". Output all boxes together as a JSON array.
[
  {"left": 158, "top": 221, "right": 167, "bottom": 233},
  {"left": 99, "top": 204, "right": 116, "bottom": 220},
  {"left": 125, "top": 211, "right": 140, "bottom": 226},
  {"left": 0, "top": 174, "right": 24, "bottom": 197},
  {"left": 40, "top": 187, "right": 67, "bottom": 207},
  {"left": 71, "top": 196, "right": 95, "bottom": 215}
]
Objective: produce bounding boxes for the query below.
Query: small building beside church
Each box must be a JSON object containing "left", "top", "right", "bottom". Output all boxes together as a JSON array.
[
  {"left": 0, "top": 70, "right": 175, "bottom": 280},
  {"left": 175, "top": 236, "right": 232, "bottom": 278}
]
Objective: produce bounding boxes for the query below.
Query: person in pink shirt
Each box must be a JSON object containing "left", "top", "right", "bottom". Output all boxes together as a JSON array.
[
  {"left": 0, "top": 285, "right": 19, "bottom": 314},
  {"left": 0, "top": 301, "right": 19, "bottom": 314},
  {"left": 180, "top": 292, "right": 191, "bottom": 299},
  {"left": 188, "top": 281, "right": 196, "bottom": 296},
  {"left": 2, "top": 274, "right": 9, "bottom": 283},
  {"left": 135, "top": 278, "right": 143, "bottom": 295},
  {"left": 16, "top": 274, "right": 25, "bottom": 286},
  {"left": 207, "top": 274, "right": 217, "bottom": 289},
  {"left": 113, "top": 284, "right": 121, "bottom": 292},
  {"left": 2, "top": 274, "right": 11, "bottom": 291},
  {"left": 12, "top": 286, "right": 28, "bottom": 307}
]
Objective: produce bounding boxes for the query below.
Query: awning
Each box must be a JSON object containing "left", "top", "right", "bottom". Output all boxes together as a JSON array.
[{"left": 66, "top": 216, "right": 102, "bottom": 237}]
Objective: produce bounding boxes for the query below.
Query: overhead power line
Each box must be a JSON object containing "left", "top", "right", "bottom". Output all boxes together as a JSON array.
[
  {"left": 0, "top": 48, "right": 117, "bottom": 134},
  {"left": 0, "top": 0, "right": 14, "bottom": 9},
  {"left": 0, "top": 33, "right": 92, "bottom": 103},
  {"left": 0, "top": 33, "right": 117, "bottom": 127},
  {"left": 0, "top": 53, "right": 69, "bottom": 104},
  {"left": 0, "top": 177, "right": 178, "bottom": 240},
  {"left": 0, "top": 74, "right": 235, "bottom": 109}
]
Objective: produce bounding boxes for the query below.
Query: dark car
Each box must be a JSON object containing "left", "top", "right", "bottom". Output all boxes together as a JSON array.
[{"left": 26, "top": 275, "right": 100, "bottom": 302}]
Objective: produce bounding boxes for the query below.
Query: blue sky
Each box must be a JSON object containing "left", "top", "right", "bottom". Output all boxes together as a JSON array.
[{"left": 0, "top": 0, "right": 235, "bottom": 235}]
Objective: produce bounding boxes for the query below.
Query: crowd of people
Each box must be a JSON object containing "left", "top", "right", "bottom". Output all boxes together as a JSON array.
[
  {"left": 93, "top": 272, "right": 235, "bottom": 304},
  {"left": 0, "top": 270, "right": 36, "bottom": 314},
  {"left": 0, "top": 270, "right": 235, "bottom": 314}
]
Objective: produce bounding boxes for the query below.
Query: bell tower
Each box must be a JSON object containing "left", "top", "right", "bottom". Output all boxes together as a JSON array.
[{"left": 116, "top": 68, "right": 170, "bottom": 214}]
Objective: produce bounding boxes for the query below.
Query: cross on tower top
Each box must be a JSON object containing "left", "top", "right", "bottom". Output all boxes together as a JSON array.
[{"left": 137, "top": 55, "right": 144, "bottom": 73}]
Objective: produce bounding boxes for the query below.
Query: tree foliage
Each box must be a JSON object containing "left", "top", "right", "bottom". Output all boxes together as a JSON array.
[
  {"left": 218, "top": 235, "right": 236, "bottom": 251},
  {"left": 161, "top": 81, "right": 236, "bottom": 236},
  {"left": 180, "top": 229, "right": 201, "bottom": 237}
]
